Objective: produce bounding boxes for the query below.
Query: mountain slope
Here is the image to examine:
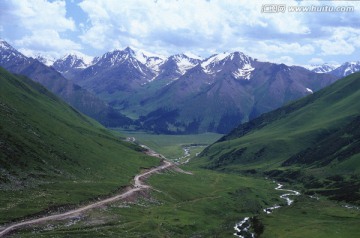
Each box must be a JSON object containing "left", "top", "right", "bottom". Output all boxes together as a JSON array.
[
  {"left": 0, "top": 67, "right": 159, "bottom": 222},
  {"left": 0, "top": 39, "right": 133, "bottom": 127},
  {"left": 199, "top": 72, "right": 360, "bottom": 203},
  {"left": 75, "top": 47, "right": 155, "bottom": 102}
]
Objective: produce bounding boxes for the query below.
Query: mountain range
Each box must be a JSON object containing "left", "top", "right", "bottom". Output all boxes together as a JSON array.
[
  {"left": 2, "top": 39, "right": 359, "bottom": 134},
  {"left": 0, "top": 39, "right": 133, "bottom": 127},
  {"left": 50, "top": 47, "right": 340, "bottom": 133}
]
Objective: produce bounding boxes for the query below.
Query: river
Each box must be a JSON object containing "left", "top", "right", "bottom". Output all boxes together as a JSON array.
[{"left": 234, "top": 181, "right": 300, "bottom": 237}]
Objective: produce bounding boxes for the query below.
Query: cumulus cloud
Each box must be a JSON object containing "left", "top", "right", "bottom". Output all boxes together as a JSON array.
[
  {"left": 15, "top": 30, "right": 82, "bottom": 58},
  {"left": 9, "top": 0, "right": 75, "bottom": 32},
  {"left": 77, "top": 0, "right": 314, "bottom": 56},
  {"left": 1, "top": 0, "right": 359, "bottom": 64},
  {"left": 273, "top": 56, "right": 294, "bottom": 66},
  {"left": 315, "top": 27, "right": 360, "bottom": 55},
  {"left": 309, "top": 58, "right": 324, "bottom": 65},
  {"left": 1, "top": 0, "right": 79, "bottom": 57}
]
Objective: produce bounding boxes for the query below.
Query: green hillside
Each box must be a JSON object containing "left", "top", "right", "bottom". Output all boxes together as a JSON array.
[
  {"left": 0, "top": 67, "right": 160, "bottom": 223},
  {"left": 199, "top": 72, "right": 360, "bottom": 204}
]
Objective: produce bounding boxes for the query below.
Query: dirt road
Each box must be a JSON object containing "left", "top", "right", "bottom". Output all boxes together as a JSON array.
[{"left": 0, "top": 160, "right": 173, "bottom": 237}]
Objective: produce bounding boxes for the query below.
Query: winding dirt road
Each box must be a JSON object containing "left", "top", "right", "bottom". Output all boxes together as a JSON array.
[{"left": 0, "top": 160, "right": 173, "bottom": 237}]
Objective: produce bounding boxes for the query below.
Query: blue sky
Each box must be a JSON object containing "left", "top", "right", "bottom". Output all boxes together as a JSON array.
[{"left": 1, "top": 0, "right": 359, "bottom": 66}]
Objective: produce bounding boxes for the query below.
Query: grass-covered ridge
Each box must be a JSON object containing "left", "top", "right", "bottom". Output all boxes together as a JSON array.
[
  {"left": 0, "top": 67, "right": 160, "bottom": 223},
  {"left": 199, "top": 72, "right": 360, "bottom": 204}
]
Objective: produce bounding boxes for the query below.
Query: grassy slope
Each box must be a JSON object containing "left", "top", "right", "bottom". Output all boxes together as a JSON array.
[
  {"left": 0, "top": 67, "right": 160, "bottom": 223},
  {"left": 199, "top": 72, "right": 360, "bottom": 172},
  {"left": 197, "top": 72, "right": 360, "bottom": 205}
]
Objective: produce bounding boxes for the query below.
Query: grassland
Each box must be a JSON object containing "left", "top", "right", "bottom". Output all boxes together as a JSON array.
[
  {"left": 259, "top": 195, "right": 360, "bottom": 238},
  {"left": 0, "top": 68, "right": 160, "bottom": 224},
  {"left": 115, "top": 130, "right": 223, "bottom": 160},
  {"left": 10, "top": 165, "right": 281, "bottom": 237},
  {"left": 9, "top": 162, "right": 360, "bottom": 237}
]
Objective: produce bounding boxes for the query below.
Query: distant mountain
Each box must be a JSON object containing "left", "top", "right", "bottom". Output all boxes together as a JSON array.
[
  {"left": 74, "top": 47, "right": 156, "bottom": 102},
  {"left": 0, "top": 67, "right": 159, "bottom": 221},
  {"left": 40, "top": 44, "right": 339, "bottom": 134},
  {"left": 306, "top": 61, "right": 360, "bottom": 77},
  {"left": 329, "top": 61, "right": 360, "bottom": 78},
  {"left": 156, "top": 53, "right": 202, "bottom": 81},
  {"left": 0, "top": 39, "right": 133, "bottom": 127},
  {"left": 138, "top": 52, "right": 336, "bottom": 133},
  {"left": 307, "top": 63, "right": 339, "bottom": 73},
  {"left": 52, "top": 53, "right": 93, "bottom": 79},
  {"left": 34, "top": 55, "right": 55, "bottom": 66},
  {"left": 199, "top": 72, "right": 360, "bottom": 204}
]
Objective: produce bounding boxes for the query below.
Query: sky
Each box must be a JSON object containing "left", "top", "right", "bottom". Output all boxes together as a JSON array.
[{"left": 0, "top": 0, "right": 360, "bottom": 66}]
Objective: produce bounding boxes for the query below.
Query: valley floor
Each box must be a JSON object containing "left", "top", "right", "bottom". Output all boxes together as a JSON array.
[
  {"left": 1, "top": 134, "right": 359, "bottom": 237},
  {"left": 6, "top": 163, "right": 359, "bottom": 238}
]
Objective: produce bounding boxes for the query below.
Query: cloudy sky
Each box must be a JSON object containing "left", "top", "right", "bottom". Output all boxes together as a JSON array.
[{"left": 1, "top": 0, "right": 359, "bottom": 65}]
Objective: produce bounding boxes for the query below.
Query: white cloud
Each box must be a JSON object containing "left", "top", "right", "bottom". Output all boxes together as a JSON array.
[
  {"left": 309, "top": 58, "right": 324, "bottom": 65},
  {"left": 9, "top": 0, "right": 75, "bottom": 32},
  {"left": 315, "top": 27, "right": 359, "bottom": 56},
  {"left": 273, "top": 56, "right": 294, "bottom": 66},
  {"left": 257, "top": 42, "right": 314, "bottom": 55},
  {"left": 16, "top": 30, "right": 82, "bottom": 58},
  {"left": 1, "top": 0, "right": 359, "bottom": 64},
  {"left": 77, "top": 0, "right": 314, "bottom": 55},
  {"left": 317, "top": 39, "right": 355, "bottom": 56},
  {"left": 2, "top": 0, "right": 79, "bottom": 58}
]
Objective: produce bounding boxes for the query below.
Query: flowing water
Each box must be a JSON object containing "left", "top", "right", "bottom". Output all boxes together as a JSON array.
[{"left": 234, "top": 182, "right": 300, "bottom": 237}]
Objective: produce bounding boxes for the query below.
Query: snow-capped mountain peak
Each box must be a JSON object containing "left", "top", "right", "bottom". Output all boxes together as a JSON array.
[
  {"left": 201, "top": 52, "right": 231, "bottom": 69},
  {"left": 0, "top": 39, "right": 15, "bottom": 51},
  {"left": 306, "top": 63, "right": 339, "bottom": 74},
  {"left": 168, "top": 53, "right": 201, "bottom": 75},
  {"left": 123, "top": 46, "right": 136, "bottom": 57},
  {"left": 0, "top": 39, "right": 29, "bottom": 65},
  {"left": 330, "top": 61, "right": 360, "bottom": 77},
  {"left": 34, "top": 55, "right": 55, "bottom": 66},
  {"left": 183, "top": 52, "right": 203, "bottom": 60},
  {"left": 132, "top": 49, "right": 166, "bottom": 73},
  {"left": 52, "top": 52, "right": 94, "bottom": 74},
  {"left": 201, "top": 51, "right": 255, "bottom": 80}
]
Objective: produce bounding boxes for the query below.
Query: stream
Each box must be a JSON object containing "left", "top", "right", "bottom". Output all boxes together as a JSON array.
[
  {"left": 175, "top": 145, "right": 207, "bottom": 164},
  {"left": 233, "top": 182, "right": 300, "bottom": 238}
]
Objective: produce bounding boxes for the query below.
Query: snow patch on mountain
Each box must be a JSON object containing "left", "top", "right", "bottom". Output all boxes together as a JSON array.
[
  {"left": 0, "top": 39, "right": 13, "bottom": 51},
  {"left": 146, "top": 57, "right": 165, "bottom": 73},
  {"left": 340, "top": 61, "right": 360, "bottom": 76},
  {"left": 232, "top": 64, "right": 254, "bottom": 80},
  {"left": 34, "top": 55, "right": 55, "bottom": 66},
  {"left": 0, "top": 39, "right": 29, "bottom": 64},
  {"left": 175, "top": 56, "right": 198, "bottom": 74},
  {"left": 169, "top": 54, "right": 200, "bottom": 75},
  {"left": 183, "top": 52, "right": 203, "bottom": 60},
  {"left": 328, "top": 61, "right": 360, "bottom": 78},
  {"left": 306, "top": 63, "right": 339, "bottom": 73},
  {"left": 201, "top": 52, "right": 231, "bottom": 69},
  {"left": 306, "top": 88, "right": 313, "bottom": 93}
]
